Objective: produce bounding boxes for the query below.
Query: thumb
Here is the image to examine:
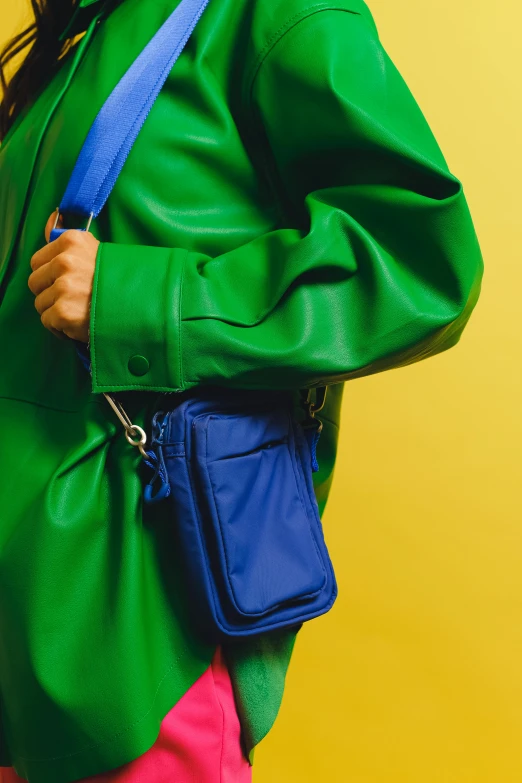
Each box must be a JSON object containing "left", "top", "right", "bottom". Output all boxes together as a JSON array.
[{"left": 45, "top": 210, "right": 63, "bottom": 243}]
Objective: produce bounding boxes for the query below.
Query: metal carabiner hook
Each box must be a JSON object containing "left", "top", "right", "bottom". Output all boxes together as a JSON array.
[{"left": 103, "top": 393, "right": 149, "bottom": 459}]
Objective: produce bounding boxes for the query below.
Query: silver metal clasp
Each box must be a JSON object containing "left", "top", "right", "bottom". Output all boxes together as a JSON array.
[
  {"left": 299, "top": 385, "right": 328, "bottom": 432},
  {"left": 103, "top": 392, "right": 149, "bottom": 459},
  {"left": 301, "top": 385, "right": 328, "bottom": 414},
  {"left": 52, "top": 207, "right": 94, "bottom": 233}
]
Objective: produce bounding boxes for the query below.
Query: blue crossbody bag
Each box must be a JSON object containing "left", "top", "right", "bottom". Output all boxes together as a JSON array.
[{"left": 51, "top": 0, "right": 338, "bottom": 639}]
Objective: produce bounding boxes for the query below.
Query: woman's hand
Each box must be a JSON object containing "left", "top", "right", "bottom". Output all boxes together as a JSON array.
[{"left": 28, "top": 211, "right": 100, "bottom": 342}]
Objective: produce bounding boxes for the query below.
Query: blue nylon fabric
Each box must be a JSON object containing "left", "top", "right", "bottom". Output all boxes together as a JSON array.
[
  {"left": 59, "top": 0, "right": 210, "bottom": 219},
  {"left": 75, "top": 338, "right": 92, "bottom": 372},
  {"left": 304, "top": 425, "right": 321, "bottom": 472},
  {"left": 49, "top": 227, "right": 77, "bottom": 242},
  {"left": 145, "top": 390, "right": 337, "bottom": 639}
]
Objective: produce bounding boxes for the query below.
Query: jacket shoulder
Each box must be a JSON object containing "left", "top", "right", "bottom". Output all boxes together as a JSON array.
[
  {"left": 243, "top": 0, "right": 379, "bottom": 92},
  {"left": 248, "top": 0, "right": 378, "bottom": 46}
]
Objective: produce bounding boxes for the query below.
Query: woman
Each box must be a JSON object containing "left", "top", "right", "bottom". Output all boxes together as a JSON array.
[{"left": 0, "top": 0, "right": 483, "bottom": 781}]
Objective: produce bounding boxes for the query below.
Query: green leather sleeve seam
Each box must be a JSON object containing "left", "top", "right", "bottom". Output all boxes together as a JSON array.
[
  {"left": 90, "top": 240, "right": 103, "bottom": 391},
  {"left": 245, "top": 5, "right": 362, "bottom": 109},
  {"left": 178, "top": 249, "right": 187, "bottom": 391},
  {"left": 93, "top": 383, "right": 184, "bottom": 391}
]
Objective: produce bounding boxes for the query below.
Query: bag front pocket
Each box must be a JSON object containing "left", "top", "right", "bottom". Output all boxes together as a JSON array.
[{"left": 192, "top": 408, "right": 327, "bottom": 619}]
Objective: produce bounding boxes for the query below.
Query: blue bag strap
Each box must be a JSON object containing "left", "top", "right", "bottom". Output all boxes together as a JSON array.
[
  {"left": 50, "top": 0, "right": 211, "bottom": 241},
  {"left": 47, "top": 0, "right": 211, "bottom": 462}
]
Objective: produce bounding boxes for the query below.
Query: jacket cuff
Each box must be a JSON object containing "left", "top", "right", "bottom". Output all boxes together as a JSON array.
[{"left": 89, "top": 242, "right": 187, "bottom": 393}]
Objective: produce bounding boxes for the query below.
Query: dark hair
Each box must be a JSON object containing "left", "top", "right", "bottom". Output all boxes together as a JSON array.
[{"left": 0, "top": 0, "right": 78, "bottom": 142}]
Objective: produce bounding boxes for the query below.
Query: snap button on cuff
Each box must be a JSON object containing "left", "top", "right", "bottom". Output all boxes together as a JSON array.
[{"left": 128, "top": 355, "right": 150, "bottom": 376}]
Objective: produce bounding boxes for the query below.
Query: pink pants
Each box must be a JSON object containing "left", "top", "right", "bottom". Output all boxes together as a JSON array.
[{"left": 0, "top": 646, "right": 252, "bottom": 783}]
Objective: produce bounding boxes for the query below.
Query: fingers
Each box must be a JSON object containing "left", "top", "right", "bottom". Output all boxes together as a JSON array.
[
  {"left": 40, "top": 306, "right": 71, "bottom": 340},
  {"left": 35, "top": 276, "right": 89, "bottom": 341},
  {"left": 39, "top": 299, "right": 87, "bottom": 342},
  {"left": 29, "top": 229, "right": 84, "bottom": 277},
  {"left": 28, "top": 257, "right": 58, "bottom": 295},
  {"left": 28, "top": 227, "right": 99, "bottom": 344},
  {"left": 34, "top": 281, "right": 58, "bottom": 315},
  {"left": 30, "top": 236, "right": 63, "bottom": 272},
  {"left": 28, "top": 248, "right": 81, "bottom": 294}
]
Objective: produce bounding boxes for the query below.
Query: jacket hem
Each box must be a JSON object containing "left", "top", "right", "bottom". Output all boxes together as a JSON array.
[{"left": 8, "top": 648, "right": 216, "bottom": 783}]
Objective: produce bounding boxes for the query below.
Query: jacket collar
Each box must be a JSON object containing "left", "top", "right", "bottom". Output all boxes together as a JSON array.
[
  {"left": 59, "top": 0, "right": 109, "bottom": 41},
  {"left": 0, "top": 13, "right": 105, "bottom": 289}
]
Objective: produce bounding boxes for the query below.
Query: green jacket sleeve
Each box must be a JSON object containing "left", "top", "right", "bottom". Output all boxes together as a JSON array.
[{"left": 89, "top": 6, "right": 483, "bottom": 395}]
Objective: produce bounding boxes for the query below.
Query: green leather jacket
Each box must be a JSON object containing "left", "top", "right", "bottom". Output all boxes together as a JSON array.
[{"left": 0, "top": 0, "right": 483, "bottom": 780}]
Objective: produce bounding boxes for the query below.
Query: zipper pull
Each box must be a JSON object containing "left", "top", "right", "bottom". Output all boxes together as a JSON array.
[{"left": 299, "top": 386, "right": 328, "bottom": 473}]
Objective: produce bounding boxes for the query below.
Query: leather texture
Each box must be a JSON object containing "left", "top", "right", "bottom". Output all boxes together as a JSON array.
[
  {"left": 55, "top": 0, "right": 211, "bottom": 222},
  {"left": 0, "top": 0, "right": 483, "bottom": 780},
  {"left": 145, "top": 388, "right": 337, "bottom": 637}
]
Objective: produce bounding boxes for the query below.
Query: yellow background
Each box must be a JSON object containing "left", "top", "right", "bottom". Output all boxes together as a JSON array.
[{"left": 1, "top": 1, "right": 520, "bottom": 781}]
